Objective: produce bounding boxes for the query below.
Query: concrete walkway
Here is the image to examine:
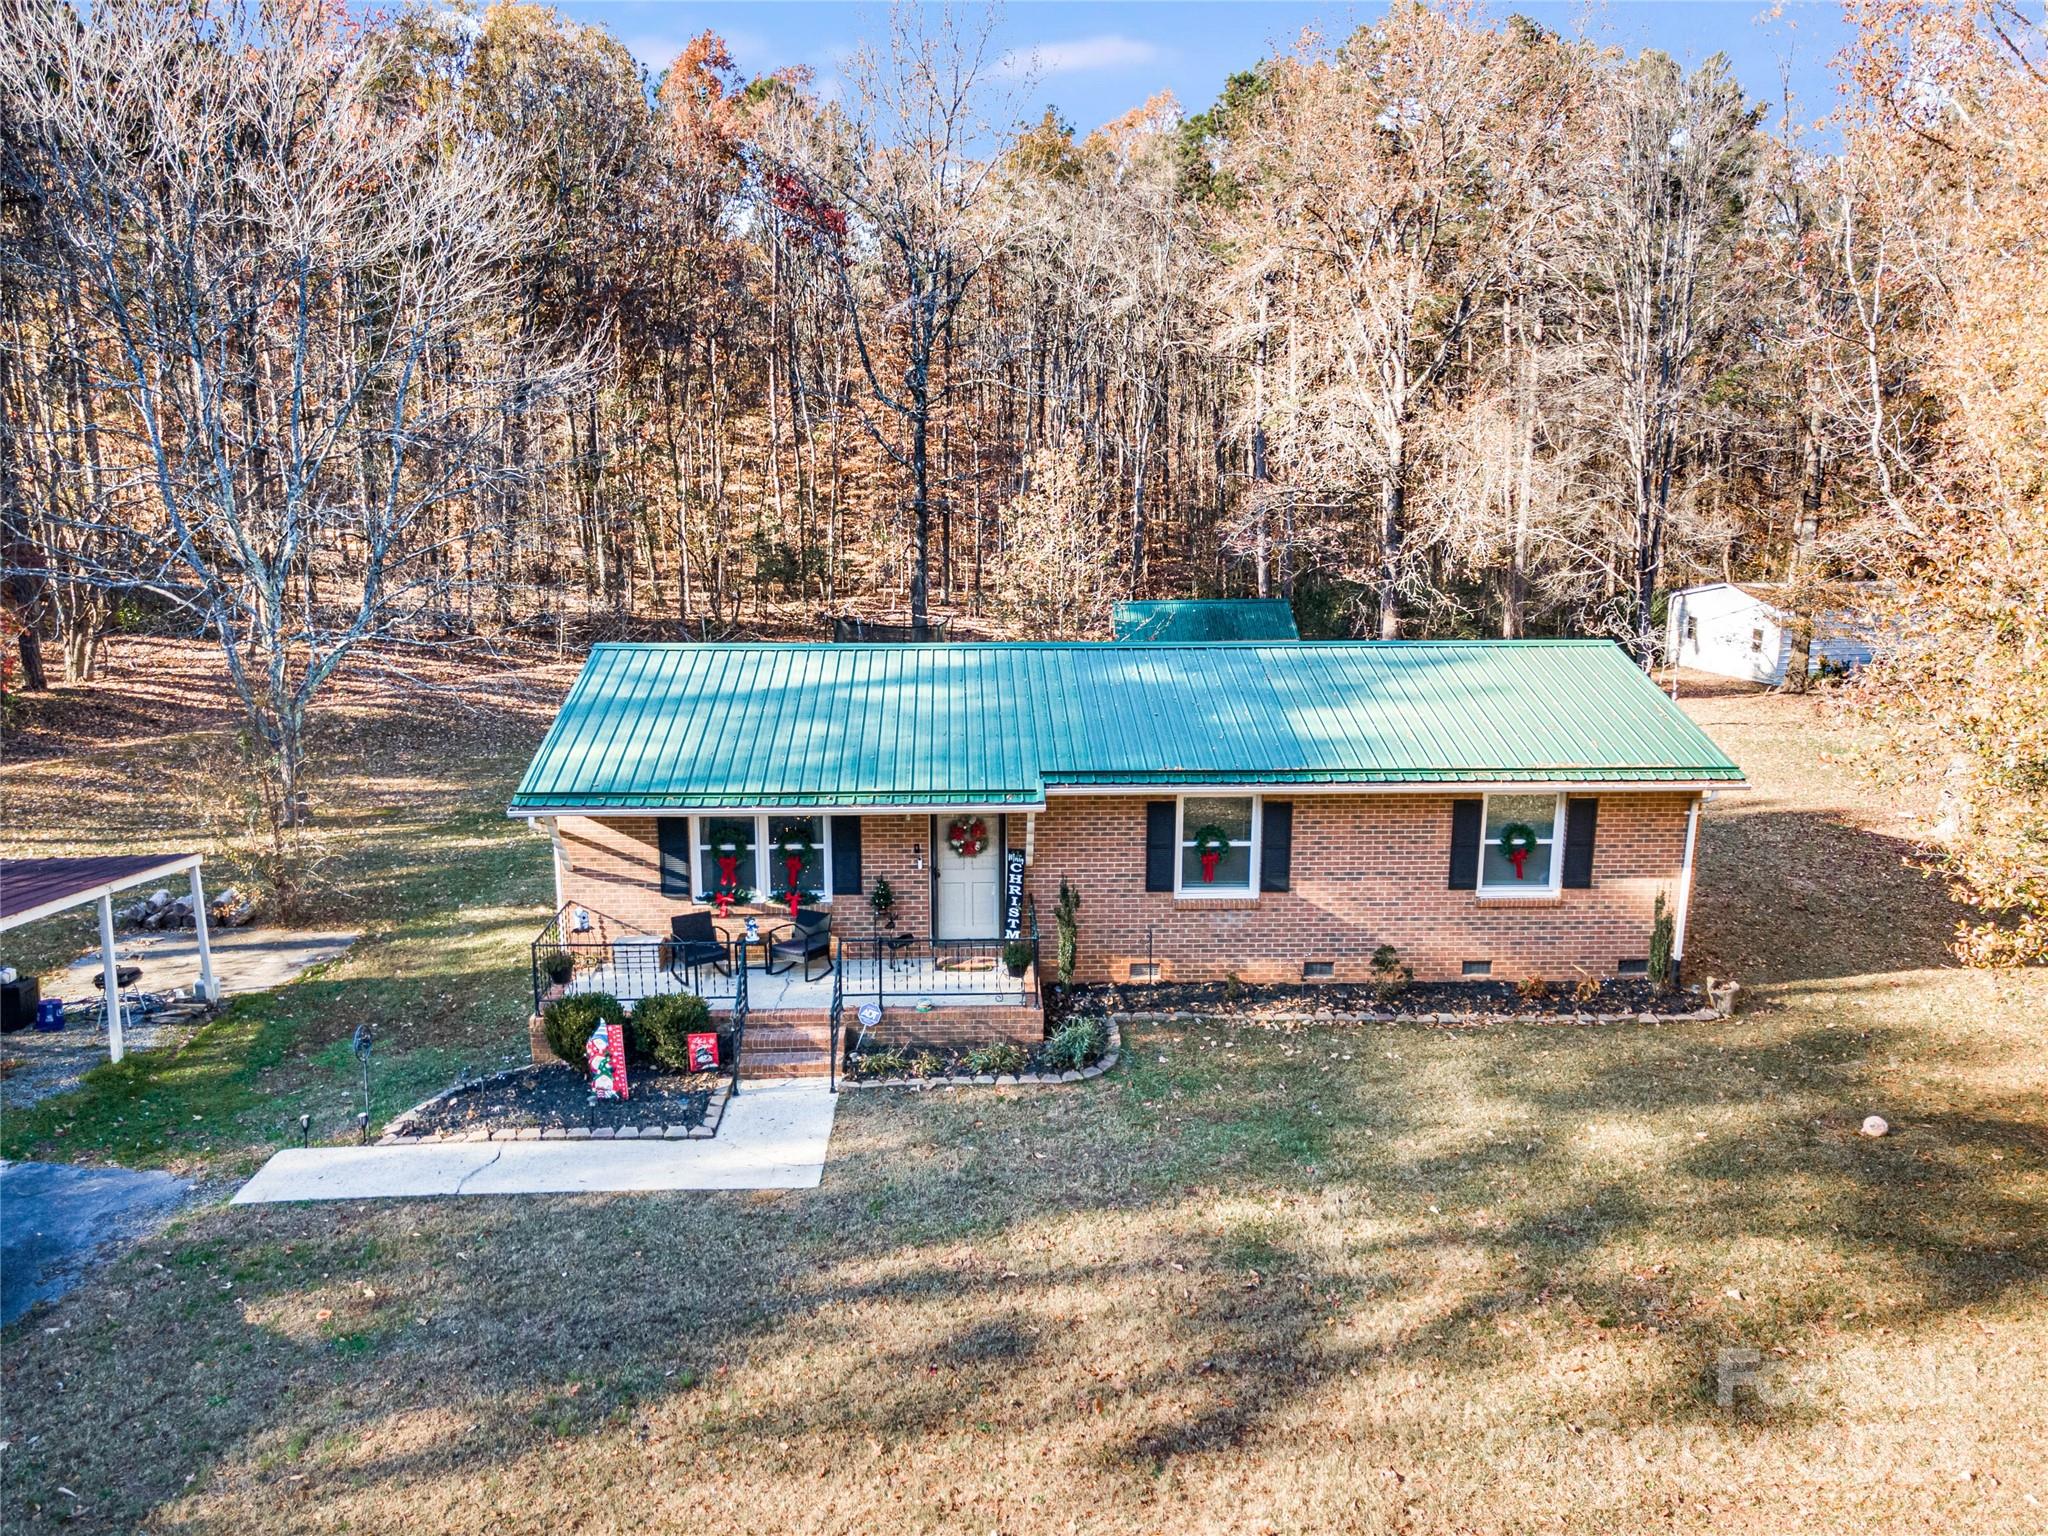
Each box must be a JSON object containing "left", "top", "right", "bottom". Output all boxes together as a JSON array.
[{"left": 230, "top": 1079, "right": 837, "bottom": 1203}]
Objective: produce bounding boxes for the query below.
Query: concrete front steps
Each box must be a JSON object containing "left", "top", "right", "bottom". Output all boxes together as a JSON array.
[{"left": 739, "top": 1013, "right": 836, "bottom": 1080}]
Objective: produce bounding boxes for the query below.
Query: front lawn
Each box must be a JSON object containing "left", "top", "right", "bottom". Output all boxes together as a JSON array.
[{"left": 2, "top": 667, "right": 2043, "bottom": 1533}]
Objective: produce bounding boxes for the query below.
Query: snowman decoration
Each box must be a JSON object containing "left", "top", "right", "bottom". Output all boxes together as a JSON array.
[{"left": 585, "top": 1017, "right": 628, "bottom": 1100}]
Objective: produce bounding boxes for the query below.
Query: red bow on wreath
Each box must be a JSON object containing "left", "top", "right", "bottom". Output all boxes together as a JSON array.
[
  {"left": 714, "top": 851, "right": 740, "bottom": 916},
  {"left": 1191, "top": 824, "right": 1229, "bottom": 883}
]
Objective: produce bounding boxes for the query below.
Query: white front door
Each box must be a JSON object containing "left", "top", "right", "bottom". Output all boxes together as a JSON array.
[{"left": 934, "top": 819, "right": 1000, "bottom": 940}]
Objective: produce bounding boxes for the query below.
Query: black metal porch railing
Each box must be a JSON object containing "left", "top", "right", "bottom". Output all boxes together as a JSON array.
[{"left": 835, "top": 930, "right": 1040, "bottom": 1009}]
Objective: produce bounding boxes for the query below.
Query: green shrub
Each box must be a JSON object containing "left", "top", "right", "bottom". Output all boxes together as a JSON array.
[
  {"left": 542, "top": 992, "right": 625, "bottom": 1067},
  {"left": 1040, "top": 1017, "right": 1105, "bottom": 1072},
  {"left": 1054, "top": 879, "right": 1081, "bottom": 984},
  {"left": 1370, "top": 943, "right": 1413, "bottom": 1001},
  {"left": 540, "top": 949, "right": 575, "bottom": 986},
  {"left": 1648, "top": 892, "right": 1675, "bottom": 991},
  {"left": 964, "top": 1041, "right": 1027, "bottom": 1076},
  {"left": 908, "top": 1049, "right": 946, "bottom": 1079},
  {"left": 1001, "top": 940, "right": 1034, "bottom": 976},
  {"left": 852, "top": 1048, "right": 911, "bottom": 1080},
  {"left": 632, "top": 992, "right": 712, "bottom": 1072}
]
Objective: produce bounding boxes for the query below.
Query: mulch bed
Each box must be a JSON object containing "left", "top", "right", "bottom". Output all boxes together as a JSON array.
[
  {"left": 396, "top": 1063, "right": 717, "bottom": 1137},
  {"left": 1060, "top": 977, "right": 1677, "bottom": 1021}
]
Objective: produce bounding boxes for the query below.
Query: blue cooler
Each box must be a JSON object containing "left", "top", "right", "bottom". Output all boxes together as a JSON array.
[{"left": 34, "top": 997, "right": 65, "bottom": 1032}]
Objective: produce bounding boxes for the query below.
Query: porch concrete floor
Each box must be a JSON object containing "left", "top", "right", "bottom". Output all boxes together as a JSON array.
[
  {"left": 567, "top": 956, "right": 1026, "bottom": 1012},
  {"left": 230, "top": 1079, "right": 838, "bottom": 1202}
]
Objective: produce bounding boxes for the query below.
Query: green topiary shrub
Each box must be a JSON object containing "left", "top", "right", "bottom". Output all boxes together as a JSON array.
[
  {"left": 1054, "top": 879, "right": 1081, "bottom": 984},
  {"left": 633, "top": 992, "right": 713, "bottom": 1072},
  {"left": 543, "top": 992, "right": 625, "bottom": 1067},
  {"left": 964, "top": 1041, "right": 1027, "bottom": 1076},
  {"left": 1040, "top": 1017, "right": 1105, "bottom": 1073},
  {"left": 1648, "top": 892, "right": 1676, "bottom": 991}
]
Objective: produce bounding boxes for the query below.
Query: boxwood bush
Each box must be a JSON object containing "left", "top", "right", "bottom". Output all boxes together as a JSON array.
[
  {"left": 632, "top": 992, "right": 713, "bottom": 1072},
  {"left": 542, "top": 992, "right": 626, "bottom": 1066}
]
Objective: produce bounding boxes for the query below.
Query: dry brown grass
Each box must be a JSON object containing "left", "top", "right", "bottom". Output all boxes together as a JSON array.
[{"left": 2, "top": 667, "right": 2044, "bottom": 1534}]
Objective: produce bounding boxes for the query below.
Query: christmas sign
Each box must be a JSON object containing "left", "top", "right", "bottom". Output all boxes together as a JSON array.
[
  {"left": 1003, "top": 849, "right": 1026, "bottom": 939},
  {"left": 687, "top": 1031, "right": 720, "bottom": 1072},
  {"left": 586, "top": 1017, "right": 630, "bottom": 1100}
]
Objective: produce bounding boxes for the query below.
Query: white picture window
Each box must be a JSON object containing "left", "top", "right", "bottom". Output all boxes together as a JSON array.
[
  {"left": 1177, "top": 795, "right": 1258, "bottom": 895},
  {"left": 694, "top": 815, "right": 833, "bottom": 904},
  {"left": 1480, "top": 793, "right": 1563, "bottom": 894}
]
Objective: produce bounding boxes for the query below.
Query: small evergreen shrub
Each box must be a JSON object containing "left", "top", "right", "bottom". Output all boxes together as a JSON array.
[
  {"left": 1649, "top": 892, "right": 1675, "bottom": 991},
  {"left": 633, "top": 992, "right": 712, "bottom": 1072},
  {"left": 1054, "top": 879, "right": 1081, "bottom": 984},
  {"left": 1002, "top": 940, "right": 1034, "bottom": 976},
  {"left": 964, "top": 1041, "right": 1027, "bottom": 1076},
  {"left": 543, "top": 992, "right": 625, "bottom": 1067},
  {"left": 1040, "top": 1017, "right": 1105, "bottom": 1072}
]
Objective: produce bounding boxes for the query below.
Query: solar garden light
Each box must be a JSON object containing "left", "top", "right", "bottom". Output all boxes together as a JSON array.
[
  {"left": 352, "top": 1022, "right": 374, "bottom": 1132},
  {"left": 298, "top": 1113, "right": 311, "bottom": 1148}
]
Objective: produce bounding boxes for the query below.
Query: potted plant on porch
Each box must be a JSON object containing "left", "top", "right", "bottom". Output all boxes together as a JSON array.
[{"left": 1002, "top": 939, "right": 1033, "bottom": 978}]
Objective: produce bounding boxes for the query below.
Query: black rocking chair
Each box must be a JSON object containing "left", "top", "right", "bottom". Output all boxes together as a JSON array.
[
  {"left": 668, "top": 911, "right": 733, "bottom": 989},
  {"left": 764, "top": 909, "right": 833, "bottom": 981}
]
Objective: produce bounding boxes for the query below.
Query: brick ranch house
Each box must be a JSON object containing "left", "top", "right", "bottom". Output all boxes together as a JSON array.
[{"left": 511, "top": 640, "right": 1745, "bottom": 1074}]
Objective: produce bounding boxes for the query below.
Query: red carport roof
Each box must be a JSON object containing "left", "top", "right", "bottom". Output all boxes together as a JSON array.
[{"left": 0, "top": 853, "right": 203, "bottom": 931}]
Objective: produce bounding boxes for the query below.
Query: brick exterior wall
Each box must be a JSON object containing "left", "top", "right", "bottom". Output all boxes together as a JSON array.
[{"left": 547, "top": 791, "right": 1696, "bottom": 987}]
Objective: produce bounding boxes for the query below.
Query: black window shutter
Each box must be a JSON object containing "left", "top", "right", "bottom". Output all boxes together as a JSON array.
[
  {"left": 1448, "top": 799, "right": 1482, "bottom": 890},
  {"left": 1144, "top": 801, "right": 1176, "bottom": 891},
  {"left": 657, "top": 817, "right": 692, "bottom": 897},
  {"left": 1562, "top": 797, "right": 1598, "bottom": 888},
  {"left": 1260, "top": 801, "right": 1293, "bottom": 891},
  {"left": 830, "top": 816, "right": 862, "bottom": 895}
]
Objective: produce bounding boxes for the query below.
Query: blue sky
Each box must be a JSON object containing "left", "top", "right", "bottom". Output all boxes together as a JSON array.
[{"left": 553, "top": 1, "right": 1859, "bottom": 138}]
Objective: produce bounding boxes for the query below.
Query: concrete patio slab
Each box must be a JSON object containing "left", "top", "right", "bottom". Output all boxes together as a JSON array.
[
  {"left": 62, "top": 925, "right": 358, "bottom": 998},
  {"left": 230, "top": 1078, "right": 837, "bottom": 1203},
  {"left": 1, "top": 1160, "right": 191, "bottom": 1326}
]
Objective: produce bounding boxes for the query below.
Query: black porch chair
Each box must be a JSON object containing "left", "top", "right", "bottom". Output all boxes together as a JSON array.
[
  {"left": 668, "top": 911, "right": 732, "bottom": 989},
  {"left": 763, "top": 909, "right": 833, "bottom": 981}
]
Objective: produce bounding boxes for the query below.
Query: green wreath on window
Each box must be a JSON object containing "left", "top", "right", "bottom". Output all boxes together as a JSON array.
[
  {"left": 1190, "top": 825, "right": 1231, "bottom": 856},
  {"left": 1497, "top": 821, "right": 1539, "bottom": 879},
  {"left": 772, "top": 830, "right": 811, "bottom": 861}
]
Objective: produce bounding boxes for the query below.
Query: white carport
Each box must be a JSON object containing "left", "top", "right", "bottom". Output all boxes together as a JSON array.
[{"left": 0, "top": 853, "right": 218, "bottom": 1062}]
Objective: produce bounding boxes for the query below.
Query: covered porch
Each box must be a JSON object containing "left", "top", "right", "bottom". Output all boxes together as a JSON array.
[{"left": 531, "top": 910, "right": 1037, "bottom": 1016}]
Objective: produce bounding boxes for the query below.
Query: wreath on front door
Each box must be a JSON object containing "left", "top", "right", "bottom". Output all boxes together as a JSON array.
[
  {"left": 945, "top": 816, "right": 989, "bottom": 858},
  {"left": 1191, "top": 823, "right": 1230, "bottom": 883},
  {"left": 1497, "top": 821, "right": 1539, "bottom": 879}
]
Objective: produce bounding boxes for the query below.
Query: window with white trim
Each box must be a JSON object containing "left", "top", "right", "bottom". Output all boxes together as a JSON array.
[
  {"left": 1479, "top": 792, "right": 1562, "bottom": 894},
  {"left": 1176, "top": 794, "right": 1258, "bottom": 894},
  {"left": 687, "top": 816, "right": 838, "bottom": 904},
  {"left": 765, "top": 815, "right": 827, "bottom": 903}
]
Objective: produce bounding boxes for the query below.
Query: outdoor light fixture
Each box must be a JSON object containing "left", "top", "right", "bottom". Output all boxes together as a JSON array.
[{"left": 912, "top": 844, "right": 925, "bottom": 870}]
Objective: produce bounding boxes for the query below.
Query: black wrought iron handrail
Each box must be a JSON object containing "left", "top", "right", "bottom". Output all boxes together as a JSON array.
[
  {"left": 827, "top": 958, "right": 844, "bottom": 1093},
  {"left": 728, "top": 952, "right": 748, "bottom": 1097}
]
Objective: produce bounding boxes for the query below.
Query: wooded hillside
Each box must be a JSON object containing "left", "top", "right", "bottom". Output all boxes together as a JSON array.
[{"left": 2, "top": 0, "right": 2040, "bottom": 960}]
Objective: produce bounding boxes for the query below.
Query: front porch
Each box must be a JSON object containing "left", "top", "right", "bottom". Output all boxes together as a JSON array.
[{"left": 529, "top": 909, "right": 1045, "bottom": 1081}]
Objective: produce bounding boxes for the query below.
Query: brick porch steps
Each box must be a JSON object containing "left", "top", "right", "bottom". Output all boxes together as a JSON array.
[{"left": 742, "top": 1047, "right": 834, "bottom": 1079}]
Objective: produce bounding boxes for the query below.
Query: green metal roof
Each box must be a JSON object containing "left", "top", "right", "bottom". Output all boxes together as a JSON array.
[
  {"left": 1113, "top": 599, "right": 1300, "bottom": 642},
  {"left": 510, "top": 641, "right": 1744, "bottom": 812}
]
